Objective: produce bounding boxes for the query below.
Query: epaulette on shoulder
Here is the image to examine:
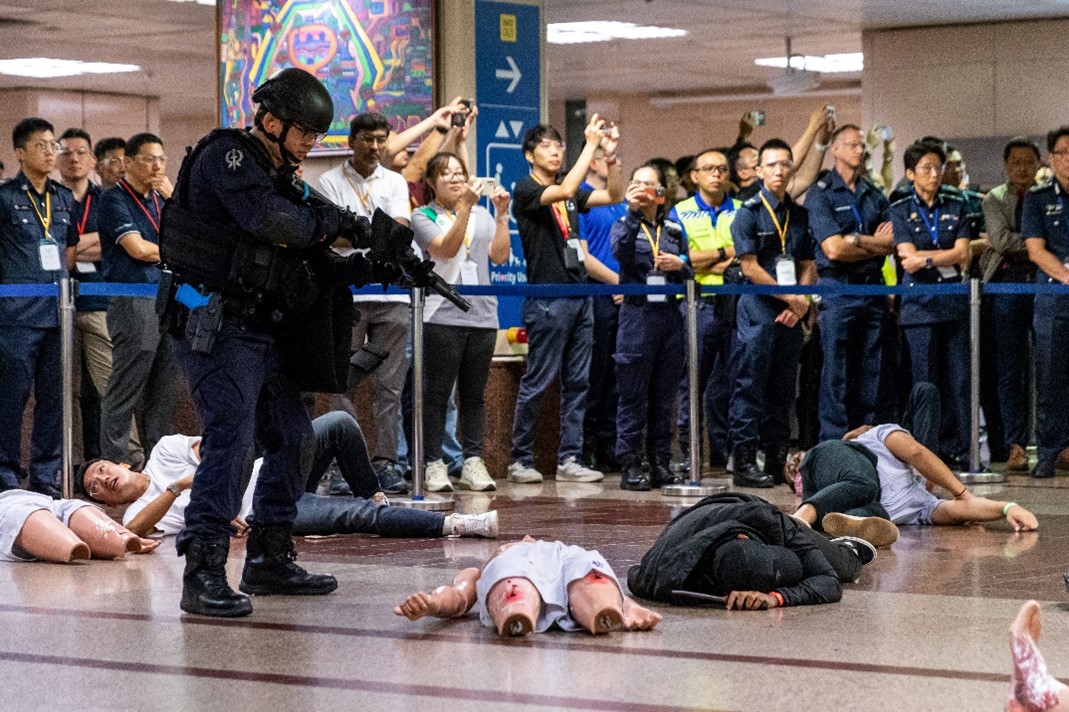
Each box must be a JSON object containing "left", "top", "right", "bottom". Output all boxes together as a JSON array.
[
  {"left": 1029, "top": 180, "right": 1052, "bottom": 194},
  {"left": 742, "top": 195, "right": 762, "bottom": 210},
  {"left": 814, "top": 168, "right": 833, "bottom": 190},
  {"left": 889, "top": 195, "right": 912, "bottom": 209}
]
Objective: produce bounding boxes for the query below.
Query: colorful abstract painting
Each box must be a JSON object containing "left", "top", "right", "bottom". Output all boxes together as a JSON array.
[{"left": 219, "top": 0, "right": 434, "bottom": 153}]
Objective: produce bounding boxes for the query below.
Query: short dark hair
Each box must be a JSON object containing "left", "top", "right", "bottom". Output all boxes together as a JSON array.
[
  {"left": 349, "top": 112, "right": 390, "bottom": 137},
  {"left": 12, "top": 117, "right": 54, "bottom": 150},
  {"left": 918, "top": 135, "right": 948, "bottom": 152},
  {"left": 1046, "top": 126, "right": 1069, "bottom": 153},
  {"left": 423, "top": 151, "right": 468, "bottom": 203},
  {"left": 904, "top": 140, "right": 946, "bottom": 172},
  {"left": 59, "top": 127, "right": 92, "bottom": 147},
  {"left": 1004, "top": 136, "right": 1041, "bottom": 162},
  {"left": 831, "top": 124, "right": 861, "bottom": 142},
  {"left": 645, "top": 157, "right": 677, "bottom": 178},
  {"left": 758, "top": 138, "right": 793, "bottom": 163},
  {"left": 636, "top": 160, "right": 667, "bottom": 188},
  {"left": 674, "top": 154, "right": 695, "bottom": 176},
  {"left": 94, "top": 137, "right": 126, "bottom": 161},
  {"left": 126, "top": 132, "right": 163, "bottom": 157},
  {"left": 522, "top": 124, "right": 563, "bottom": 155},
  {"left": 77, "top": 458, "right": 104, "bottom": 501}
]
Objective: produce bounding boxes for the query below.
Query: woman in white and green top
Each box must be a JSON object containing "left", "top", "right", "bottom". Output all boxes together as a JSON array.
[{"left": 411, "top": 152, "right": 511, "bottom": 491}]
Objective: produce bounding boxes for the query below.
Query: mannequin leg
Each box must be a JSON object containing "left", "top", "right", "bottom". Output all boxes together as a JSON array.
[
  {"left": 67, "top": 507, "right": 143, "bottom": 559},
  {"left": 1008, "top": 600, "right": 1069, "bottom": 712},
  {"left": 14, "top": 510, "right": 90, "bottom": 563},
  {"left": 567, "top": 570, "right": 624, "bottom": 635},
  {"left": 485, "top": 577, "right": 541, "bottom": 636}
]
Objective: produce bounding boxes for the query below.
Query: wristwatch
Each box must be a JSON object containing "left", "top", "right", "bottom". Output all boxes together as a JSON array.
[
  {"left": 166, "top": 482, "right": 183, "bottom": 497},
  {"left": 925, "top": 257, "right": 934, "bottom": 270},
  {"left": 847, "top": 233, "right": 860, "bottom": 246}
]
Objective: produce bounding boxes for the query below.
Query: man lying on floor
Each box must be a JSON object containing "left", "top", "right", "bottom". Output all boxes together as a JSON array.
[
  {"left": 627, "top": 492, "right": 877, "bottom": 611},
  {"left": 394, "top": 536, "right": 662, "bottom": 635},
  {"left": 787, "top": 422, "right": 1037, "bottom": 545},
  {"left": 81, "top": 411, "right": 497, "bottom": 540}
]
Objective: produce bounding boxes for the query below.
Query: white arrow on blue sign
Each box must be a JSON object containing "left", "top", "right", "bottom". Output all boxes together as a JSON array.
[{"left": 495, "top": 56, "right": 522, "bottom": 93}]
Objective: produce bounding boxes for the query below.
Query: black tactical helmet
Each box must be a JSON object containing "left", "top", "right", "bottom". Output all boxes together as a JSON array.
[{"left": 252, "top": 67, "right": 334, "bottom": 134}]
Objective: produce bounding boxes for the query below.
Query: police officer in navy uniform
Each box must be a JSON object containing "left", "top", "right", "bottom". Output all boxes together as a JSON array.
[
  {"left": 889, "top": 140, "right": 971, "bottom": 468},
  {"left": 729, "top": 138, "right": 816, "bottom": 488},
  {"left": 804, "top": 125, "right": 893, "bottom": 441},
  {"left": 159, "top": 68, "right": 397, "bottom": 617},
  {"left": 1023, "top": 126, "right": 1069, "bottom": 478},
  {"left": 0, "top": 118, "right": 79, "bottom": 496},
  {"left": 611, "top": 163, "right": 691, "bottom": 491}
]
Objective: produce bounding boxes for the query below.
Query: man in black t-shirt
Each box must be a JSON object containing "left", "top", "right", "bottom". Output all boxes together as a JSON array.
[{"left": 508, "top": 116, "right": 623, "bottom": 484}]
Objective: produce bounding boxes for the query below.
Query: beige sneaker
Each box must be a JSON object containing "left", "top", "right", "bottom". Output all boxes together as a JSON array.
[
  {"left": 459, "top": 456, "right": 496, "bottom": 491},
  {"left": 423, "top": 459, "right": 454, "bottom": 492},
  {"left": 508, "top": 461, "right": 543, "bottom": 484},
  {"left": 821, "top": 512, "right": 899, "bottom": 548},
  {"left": 556, "top": 456, "right": 604, "bottom": 482}
]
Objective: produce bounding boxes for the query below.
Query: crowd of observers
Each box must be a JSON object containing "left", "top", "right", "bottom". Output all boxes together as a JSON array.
[{"left": 0, "top": 98, "right": 1066, "bottom": 505}]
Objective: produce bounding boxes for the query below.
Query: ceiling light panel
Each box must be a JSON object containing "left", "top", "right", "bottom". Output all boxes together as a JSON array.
[
  {"left": 548, "top": 21, "right": 687, "bottom": 45},
  {"left": 754, "top": 52, "right": 864, "bottom": 73},
  {"left": 0, "top": 58, "right": 142, "bottom": 78}
]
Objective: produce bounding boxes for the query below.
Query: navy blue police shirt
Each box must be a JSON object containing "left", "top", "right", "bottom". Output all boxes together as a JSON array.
[
  {"left": 0, "top": 172, "right": 79, "bottom": 328},
  {"left": 610, "top": 211, "right": 693, "bottom": 293},
  {"left": 889, "top": 191, "right": 969, "bottom": 325},
  {"left": 71, "top": 182, "right": 108, "bottom": 312},
  {"left": 99, "top": 179, "right": 163, "bottom": 284},
  {"left": 1020, "top": 179, "right": 1069, "bottom": 312},
  {"left": 730, "top": 187, "right": 814, "bottom": 302},
  {"left": 806, "top": 169, "right": 889, "bottom": 278}
]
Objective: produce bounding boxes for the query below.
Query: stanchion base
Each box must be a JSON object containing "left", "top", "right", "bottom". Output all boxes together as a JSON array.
[
  {"left": 956, "top": 471, "right": 1008, "bottom": 485},
  {"left": 661, "top": 483, "right": 728, "bottom": 497},
  {"left": 389, "top": 496, "right": 455, "bottom": 511}
]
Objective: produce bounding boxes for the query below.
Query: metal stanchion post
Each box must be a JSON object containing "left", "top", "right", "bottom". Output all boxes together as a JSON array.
[
  {"left": 392, "top": 286, "right": 453, "bottom": 511},
  {"left": 959, "top": 278, "right": 1005, "bottom": 484},
  {"left": 663, "top": 280, "right": 727, "bottom": 497},
  {"left": 59, "top": 278, "right": 76, "bottom": 499}
]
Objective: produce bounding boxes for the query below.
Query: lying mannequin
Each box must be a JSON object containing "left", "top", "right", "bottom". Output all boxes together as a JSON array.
[
  {"left": 394, "top": 536, "right": 662, "bottom": 635},
  {"left": 0, "top": 490, "right": 158, "bottom": 563}
]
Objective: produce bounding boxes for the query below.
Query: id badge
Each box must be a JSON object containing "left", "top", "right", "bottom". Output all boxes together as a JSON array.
[
  {"left": 937, "top": 266, "right": 958, "bottom": 280},
  {"left": 567, "top": 238, "right": 586, "bottom": 263},
  {"left": 774, "top": 256, "right": 797, "bottom": 285},
  {"left": 39, "top": 240, "right": 61, "bottom": 272},
  {"left": 646, "top": 271, "right": 666, "bottom": 303},
  {"left": 75, "top": 261, "right": 97, "bottom": 274},
  {"left": 459, "top": 260, "right": 479, "bottom": 285}
]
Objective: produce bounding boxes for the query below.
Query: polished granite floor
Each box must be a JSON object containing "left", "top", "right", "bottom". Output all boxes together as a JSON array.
[{"left": 3, "top": 473, "right": 1068, "bottom": 712}]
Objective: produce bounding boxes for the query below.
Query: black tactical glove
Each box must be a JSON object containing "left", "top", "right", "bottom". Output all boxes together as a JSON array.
[{"left": 339, "top": 210, "right": 372, "bottom": 249}]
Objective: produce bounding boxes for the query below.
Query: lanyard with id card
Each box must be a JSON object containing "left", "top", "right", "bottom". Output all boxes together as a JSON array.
[
  {"left": 760, "top": 192, "right": 796, "bottom": 285},
  {"left": 641, "top": 223, "right": 666, "bottom": 302},
  {"left": 27, "top": 187, "right": 61, "bottom": 271},
  {"left": 914, "top": 195, "right": 958, "bottom": 280}
]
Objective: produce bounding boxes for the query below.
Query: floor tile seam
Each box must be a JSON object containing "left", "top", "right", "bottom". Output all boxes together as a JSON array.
[
  {"left": 0, "top": 649, "right": 733, "bottom": 712},
  {"left": 0, "top": 603, "right": 1019, "bottom": 684}
]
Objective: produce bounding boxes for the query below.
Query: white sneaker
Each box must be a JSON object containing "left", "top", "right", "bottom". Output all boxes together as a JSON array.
[
  {"left": 459, "top": 456, "right": 497, "bottom": 491},
  {"left": 423, "top": 459, "right": 454, "bottom": 492},
  {"left": 445, "top": 511, "right": 499, "bottom": 538},
  {"left": 508, "top": 461, "right": 544, "bottom": 483},
  {"left": 556, "top": 456, "right": 604, "bottom": 482}
]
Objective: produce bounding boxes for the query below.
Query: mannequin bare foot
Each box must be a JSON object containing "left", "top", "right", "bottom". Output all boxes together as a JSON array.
[
  {"left": 1008, "top": 600, "right": 1067, "bottom": 712},
  {"left": 622, "top": 596, "right": 663, "bottom": 631}
]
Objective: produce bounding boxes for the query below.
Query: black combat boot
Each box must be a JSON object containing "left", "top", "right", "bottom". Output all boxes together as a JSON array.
[
  {"left": 732, "top": 444, "right": 773, "bottom": 488},
  {"left": 240, "top": 524, "right": 338, "bottom": 596},
  {"left": 180, "top": 536, "right": 253, "bottom": 617},
  {"left": 763, "top": 442, "right": 791, "bottom": 486},
  {"left": 650, "top": 456, "right": 685, "bottom": 488},
  {"left": 619, "top": 453, "right": 651, "bottom": 491}
]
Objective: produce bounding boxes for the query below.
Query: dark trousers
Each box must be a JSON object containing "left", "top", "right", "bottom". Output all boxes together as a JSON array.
[
  {"left": 800, "top": 440, "right": 889, "bottom": 527},
  {"left": 992, "top": 292, "right": 1033, "bottom": 451},
  {"left": 0, "top": 325, "right": 62, "bottom": 494},
  {"left": 422, "top": 323, "right": 496, "bottom": 461},
  {"left": 584, "top": 294, "right": 619, "bottom": 452},
  {"left": 305, "top": 411, "right": 381, "bottom": 498},
  {"left": 511, "top": 297, "right": 593, "bottom": 465},
  {"left": 614, "top": 302, "right": 684, "bottom": 459},
  {"left": 1033, "top": 296, "right": 1069, "bottom": 465},
  {"left": 978, "top": 297, "right": 1007, "bottom": 460},
  {"left": 817, "top": 293, "right": 884, "bottom": 441},
  {"left": 677, "top": 299, "right": 734, "bottom": 461},
  {"left": 175, "top": 323, "right": 313, "bottom": 550},
  {"left": 729, "top": 296, "right": 803, "bottom": 449},
  {"left": 903, "top": 319, "right": 969, "bottom": 459}
]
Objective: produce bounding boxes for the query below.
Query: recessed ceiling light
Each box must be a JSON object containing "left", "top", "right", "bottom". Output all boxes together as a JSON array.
[
  {"left": 754, "top": 52, "right": 864, "bottom": 73},
  {"left": 0, "top": 58, "right": 142, "bottom": 79},
  {"left": 548, "top": 21, "right": 687, "bottom": 45}
]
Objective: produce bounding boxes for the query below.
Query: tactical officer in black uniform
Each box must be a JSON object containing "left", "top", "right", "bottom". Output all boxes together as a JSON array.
[{"left": 159, "top": 68, "right": 425, "bottom": 617}]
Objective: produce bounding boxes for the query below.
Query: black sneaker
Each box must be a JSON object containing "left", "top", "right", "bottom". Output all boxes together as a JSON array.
[
  {"left": 831, "top": 536, "right": 877, "bottom": 566},
  {"left": 376, "top": 464, "right": 410, "bottom": 495},
  {"left": 1033, "top": 461, "right": 1056, "bottom": 479}
]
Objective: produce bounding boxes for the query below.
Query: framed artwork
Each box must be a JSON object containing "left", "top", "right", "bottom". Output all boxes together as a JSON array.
[{"left": 219, "top": 0, "right": 434, "bottom": 154}]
